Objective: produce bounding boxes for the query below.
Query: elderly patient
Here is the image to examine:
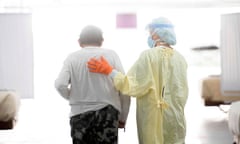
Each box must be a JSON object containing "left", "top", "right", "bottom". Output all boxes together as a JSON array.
[
  {"left": 55, "top": 25, "right": 130, "bottom": 144},
  {"left": 87, "top": 17, "right": 189, "bottom": 144}
]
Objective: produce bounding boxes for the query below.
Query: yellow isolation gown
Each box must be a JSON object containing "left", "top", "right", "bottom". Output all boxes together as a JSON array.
[{"left": 113, "top": 46, "right": 188, "bottom": 144}]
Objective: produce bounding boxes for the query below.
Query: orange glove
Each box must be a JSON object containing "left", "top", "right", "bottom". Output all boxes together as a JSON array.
[{"left": 87, "top": 56, "right": 113, "bottom": 75}]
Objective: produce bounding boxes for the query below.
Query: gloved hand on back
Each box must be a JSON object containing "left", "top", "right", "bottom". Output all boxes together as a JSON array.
[{"left": 87, "top": 56, "right": 113, "bottom": 75}]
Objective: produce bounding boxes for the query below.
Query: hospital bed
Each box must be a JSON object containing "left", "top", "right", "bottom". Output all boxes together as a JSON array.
[
  {"left": 201, "top": 75, "right": 240, "bottom": 144},
  {"left": 201, "top": 75, "right": 240, "bottom": 106},
  {"left": 229, "top": 101, "right": 240, "bottom": 144}
]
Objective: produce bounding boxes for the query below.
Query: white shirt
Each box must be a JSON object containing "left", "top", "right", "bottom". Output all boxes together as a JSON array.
[{"left": 55, "top": 47, "right": 130, "bottom": 122}]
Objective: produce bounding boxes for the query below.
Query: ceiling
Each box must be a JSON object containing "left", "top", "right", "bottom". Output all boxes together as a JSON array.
[{"left": 1, "top": 0, "right": 240, "bottom": 8}]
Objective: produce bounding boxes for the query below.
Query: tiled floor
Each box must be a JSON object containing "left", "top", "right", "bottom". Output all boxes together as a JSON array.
[
  {"left": 0, "top": 99, "right": 72, "bottom": 144},
  {"left": 0, "top": 99, "right": 234, "bottom": 144},
  {"left": 0, "top": 66, "right": 235, "bottom": 144}
]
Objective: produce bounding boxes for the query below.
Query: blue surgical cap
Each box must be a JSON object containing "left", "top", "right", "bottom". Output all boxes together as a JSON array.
[{"left": 146, "top": 17, "right": 176, "bottom": 45}]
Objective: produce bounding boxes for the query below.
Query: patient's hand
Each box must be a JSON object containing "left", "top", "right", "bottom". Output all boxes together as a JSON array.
[{"left": 118, "top": 121, "right": 125, "bottom": 129}]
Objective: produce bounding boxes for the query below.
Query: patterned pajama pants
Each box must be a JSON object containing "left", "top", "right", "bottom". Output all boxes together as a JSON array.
[{"left": 70, "top": 105, "right": 119, "bottom": 144}]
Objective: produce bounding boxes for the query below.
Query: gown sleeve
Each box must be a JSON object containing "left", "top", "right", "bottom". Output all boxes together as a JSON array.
[{"left": 113, "top": 51, "right": 154, "bottom": 98}]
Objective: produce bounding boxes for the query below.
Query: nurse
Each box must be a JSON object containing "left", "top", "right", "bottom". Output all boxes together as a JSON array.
[{"left": 87, "top": 17, "right": 189, "bottom": 144}]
